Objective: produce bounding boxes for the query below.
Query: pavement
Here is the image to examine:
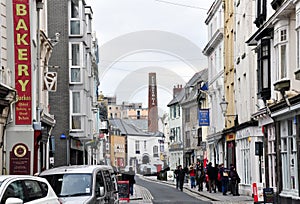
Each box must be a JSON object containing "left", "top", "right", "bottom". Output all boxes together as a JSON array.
[{"left": 129, "top": 175, "right": 254, "bottom": 204}]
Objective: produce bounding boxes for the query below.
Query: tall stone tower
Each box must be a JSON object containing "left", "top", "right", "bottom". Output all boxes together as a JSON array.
[{"left": 148, "top": 72, "right": 158, "bottom": 132}]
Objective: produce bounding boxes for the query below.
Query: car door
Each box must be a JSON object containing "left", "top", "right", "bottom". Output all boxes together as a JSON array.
[
  {"left": 1, "top": 180, "right": 25, "bottom": 203},
  {"left": 95, "top": 171, "right": 106, "bottom": 204}
]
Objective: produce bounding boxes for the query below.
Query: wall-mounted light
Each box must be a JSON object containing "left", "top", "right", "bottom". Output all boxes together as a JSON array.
[{"left": 219, "top": 96, "right": 238, "bottom": 126}]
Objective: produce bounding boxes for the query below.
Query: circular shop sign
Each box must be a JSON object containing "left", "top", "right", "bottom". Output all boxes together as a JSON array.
[{"left": 13, "top": 144, "right": 27, "bottom": 158}]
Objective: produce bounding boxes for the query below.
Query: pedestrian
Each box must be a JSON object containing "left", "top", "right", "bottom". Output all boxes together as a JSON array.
[
  {"left": 174, "top": 165, "right": 180, "bottom": 189},
  {"left": 196, "top": 161, "right": 205, "bottom": 191},
  {"left": 206, "top": 162, "right": 217, "bottom": 193},
  {"left": 177, "top": 165, "right": 186, "bottom": 191},
  {"left": 229, "top": 165, "right": 240, "bottom": 196},
  {"left": 189, "top": 164, "right": 196, "bottom": 189},
  {"left": 122, "top": 167, "right": 136, "bottom": 196},
  {"left": 216, "top": 164, "right": 222, "bottom": 192},
  {"left": 219, "top": 163, "right": 229, "bottom": 195}
]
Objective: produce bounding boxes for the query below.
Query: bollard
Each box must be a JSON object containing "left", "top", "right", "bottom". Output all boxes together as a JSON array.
[{"left": 253, "top": 182, "right": 258, "bottom": 203}]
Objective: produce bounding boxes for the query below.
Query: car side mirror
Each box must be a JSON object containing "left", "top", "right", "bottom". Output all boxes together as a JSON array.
[{"left": 5, "top": 197, "right": 23, "bottom": 204}]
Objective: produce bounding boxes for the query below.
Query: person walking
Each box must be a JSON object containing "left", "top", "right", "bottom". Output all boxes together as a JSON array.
[
  {"left": 219, "top": 163, "right": 229, "bottom": 195},
  {"left": 122, "top": 167, "right": 136, "bottom": 196},
  {"left": 206, "top": 162, "right": 217, "bottom": 193},
  {"left": 196, "top": 161, "right": 205, "bottom": 191},
  {"left": 174, "top": 165, "right": 180, "bottom": 189},
  {"left": 189, "top": 164, "right": 196, "bottom": 189},
  {"left": 177, "top": 165, "right": 186, "bottom": 191},
  {"left": 229, "top": 165, "right": 240, "bottom": 196}
]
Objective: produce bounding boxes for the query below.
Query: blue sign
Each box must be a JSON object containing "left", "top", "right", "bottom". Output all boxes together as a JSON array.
[{"left": 199, "top": 109, "right": 210, "bottom": 126}]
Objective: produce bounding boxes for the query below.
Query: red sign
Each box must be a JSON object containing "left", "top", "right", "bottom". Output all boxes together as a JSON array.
[
  {"left": 10, "top": 143, "right": 31, "bottom": 175},
  {"left": 13, "top": 0, "right": 32, "bottom": 125}
]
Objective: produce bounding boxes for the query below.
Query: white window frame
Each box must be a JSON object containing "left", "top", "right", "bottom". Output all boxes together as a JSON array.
[
  {"left": 240, "top": 138, "right": 250, "bottom": 185},
  {"left": 70, "top": 90, "right": 83, "bottom": 131},
  {"left": 69, "top": 0, "right": 83, "bottom": 36},
  {"left": 274, "top": 27, "right": 288, "bottom": 80},
  {"left": 267, "top": 125, "right": 276, "bottom": 189},
  {"left": 69, "top": 42, "right": 83, "bottom": 84},
  {"left": 281, "top": 119, "right": 298, "bottom": 193}
]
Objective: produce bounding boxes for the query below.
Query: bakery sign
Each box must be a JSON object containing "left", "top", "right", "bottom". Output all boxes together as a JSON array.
[
  {"left": 13, "top": 0, "right": 32, "bottom": 125},
  {"left": 10, "top": 143, "right": 31, "bottom": 175}
]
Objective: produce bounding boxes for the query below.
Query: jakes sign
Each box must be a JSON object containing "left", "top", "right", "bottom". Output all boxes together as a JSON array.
[{"left": 13, "top": 0, "right": 32, "bottom": 125}]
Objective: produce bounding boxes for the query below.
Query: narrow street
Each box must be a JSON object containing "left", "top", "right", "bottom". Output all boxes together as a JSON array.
[{"left": 130, "top": 175, "right": 212, "bottom": 204}]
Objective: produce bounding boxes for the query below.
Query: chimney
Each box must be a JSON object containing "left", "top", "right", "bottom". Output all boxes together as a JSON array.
[{"left": 173, "top": 84, "right": 183, "bottom": 97}]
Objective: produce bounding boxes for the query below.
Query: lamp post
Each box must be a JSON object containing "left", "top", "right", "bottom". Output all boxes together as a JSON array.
[{"left": 219, "top": 96, "right": 238, "bottom": 125}]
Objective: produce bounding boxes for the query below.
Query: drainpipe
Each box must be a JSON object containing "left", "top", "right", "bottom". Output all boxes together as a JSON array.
[{"left": 36, "top": 0, "right": 43, "bottom": 123}]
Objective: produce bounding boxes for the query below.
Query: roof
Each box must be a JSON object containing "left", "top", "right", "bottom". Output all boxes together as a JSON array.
[
  {"left": 109, "top": 118, "right": 163, "bottom": 137},
  {"left": 167, "top": 88, "right": 185, "bottom": 107},
  {"left": 39, "top": 165, "right": 113, "bottom": 175},
  {"left": 181, "top": 69, "right": 208, "bottom": 105}
]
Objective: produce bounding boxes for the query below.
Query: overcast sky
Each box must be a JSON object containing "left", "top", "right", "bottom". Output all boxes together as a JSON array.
[{"left": 86, "top": 0, "right": 215, "bottom": 114}]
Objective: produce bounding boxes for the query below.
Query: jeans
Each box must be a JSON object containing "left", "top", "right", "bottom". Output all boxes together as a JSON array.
[{"left": 190, "top": 176, "right": 196, "bottom": 188}]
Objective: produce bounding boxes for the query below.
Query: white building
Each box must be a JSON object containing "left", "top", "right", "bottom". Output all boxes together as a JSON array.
[
  {"left": 234, "top": 0, "right": 264, "bottom": 196},
  {"left": 202, "top": 0, "right": 225, "bottom": 166},
  {"left": 247, "top": 0, "right": 300, "bottom": 203},
  {"left": 167, "top": 85, "right": 184, "bottom": 170}
]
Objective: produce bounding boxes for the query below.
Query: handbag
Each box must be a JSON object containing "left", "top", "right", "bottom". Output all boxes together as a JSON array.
[{"left": 223, "top": 172, "right": 228, "bottom": 177}]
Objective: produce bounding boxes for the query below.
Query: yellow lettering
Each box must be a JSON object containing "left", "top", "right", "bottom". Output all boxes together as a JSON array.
[
  {"left": 18, "top": 80, "right": 29, "bottom": 92},
  {"left": 17, "top": 33, "right": 28, "bottom": 45},
  {"left": 16, "top": 4, "right": 27, "bottom": 16},
  {"left": 16, "top": 19, "right": 28, "bottom": 31},
  {"left": 18, "top": 49, "right": 28, "bottom": 60},
  {"left": 18, "top": 64, "right": 29, "bottom": 76}
]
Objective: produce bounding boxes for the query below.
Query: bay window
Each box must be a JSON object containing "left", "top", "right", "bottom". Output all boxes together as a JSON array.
[{"left": 257, "top": 38, "right": 271, "bottom": 101}]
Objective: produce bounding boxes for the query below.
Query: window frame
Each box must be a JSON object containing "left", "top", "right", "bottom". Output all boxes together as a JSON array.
[
  {"left": 69, "top": 0, "right": 83, "bottom": 36},
  {"left": 70, "top": 90, "right": 83, "bottom": 131},
  {"left": 69, "top": 42, "right": 83, "bottom": 84}
]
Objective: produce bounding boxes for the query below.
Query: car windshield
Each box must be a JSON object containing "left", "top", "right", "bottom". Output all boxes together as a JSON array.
[{"left": 44, "top": 174, "right": 92, "bottom": 197}]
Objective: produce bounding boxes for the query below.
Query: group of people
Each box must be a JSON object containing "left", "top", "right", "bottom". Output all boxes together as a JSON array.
[{"left": 174, "top": 161, "right": 240, "bottom": 196}]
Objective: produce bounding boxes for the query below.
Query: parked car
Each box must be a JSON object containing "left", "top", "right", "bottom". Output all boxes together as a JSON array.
[
  {"left": 139, "top": 164, "right": 157, "bottom": 176},
  {"left": 0, "top": 175, "right": 60, "bottom": 204},
  {"left": 39, "top": 165, "right": 119, "bottom": 204}
]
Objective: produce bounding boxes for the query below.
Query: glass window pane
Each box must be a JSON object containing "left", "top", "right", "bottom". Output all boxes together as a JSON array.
[
  {"left": 262, "top": 59, "right": 268, "bottom": 88},
  {"left": 72, "top": 92, "right": 80, "bottom": 113},
  {"left": 72, "top": 44, "right": 80, "bottom": 66},
  {"left": 71, "top": 0, "right": 79, "bottom": 18},
  {"left": 71, "top": 20, "right": 80, "bottom": 35},
  {"left": 281, "top": 45, "right": 287, "bottom": 78},
  {"left": 72, "top": 115, "right": 81, "bottom": 129},
  {"left": 71, "top": 68, "right": 81, "bottom": 82}
]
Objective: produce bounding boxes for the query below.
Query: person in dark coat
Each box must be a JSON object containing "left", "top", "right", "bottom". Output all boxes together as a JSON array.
[
  {"left": 219, "top": 163, "right": 229, "bottom": 195},
  {"left": 229, "top": 165, "right": 240, "bottom": 196},
  {"left": 122, "top": 167, "right": 136, "bottom": 196},
  {"left": 206, "top": 162, "right": 217, "bottom": 193},
  {"left": 196, "top": 161, "right": 205, "bottom": 191},
  {"left": 174, "top": 165, "right": 180, "bottom": 189},
  {"left": 177, "top": 165, "right": 186, "bottom": 191}
]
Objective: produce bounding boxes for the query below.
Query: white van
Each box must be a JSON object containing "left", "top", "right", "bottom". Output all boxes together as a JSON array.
[{"left": 39, "top": 165, "right": 119, "bottom": 204}]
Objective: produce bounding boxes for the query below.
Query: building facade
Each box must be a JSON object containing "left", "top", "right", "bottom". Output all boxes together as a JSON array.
[
  {"left": 167, "top": 85, "right": 184, "bottom": 170},
  {"left": 47, "top": 0, "right": 100, "bottom": 167},
  {"left": 203, "top": 0, "right": 225, "bottom": 167}
]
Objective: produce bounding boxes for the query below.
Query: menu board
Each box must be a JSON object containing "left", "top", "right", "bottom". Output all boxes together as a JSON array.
[
  {"left": 263, "top": 188, "right": 274, "bottom": 203},
  {"left": 118, "top": 180, "right": 130, "bottom": 202}
]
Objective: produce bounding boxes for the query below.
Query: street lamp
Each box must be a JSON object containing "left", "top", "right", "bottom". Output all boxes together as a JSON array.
[{"left": 219, "top": 96, "right": 238, "bottom": 125}]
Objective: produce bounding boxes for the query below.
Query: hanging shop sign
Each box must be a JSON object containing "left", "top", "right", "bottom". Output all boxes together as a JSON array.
[
  {"left": 199, "top": 109, "right": 210, "bottom": 126},
  {"left": 13, "top": 0, "right": 32, "bottom": 125}
]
